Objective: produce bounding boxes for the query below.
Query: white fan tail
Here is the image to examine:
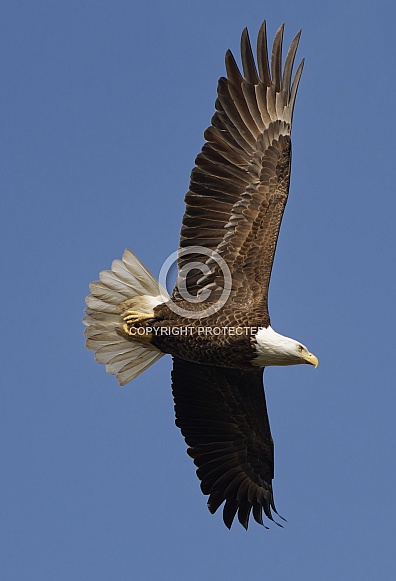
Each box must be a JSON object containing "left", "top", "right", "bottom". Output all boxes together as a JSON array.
[{"left": 84, "top": 249, "right": 169, "bottom": 385}]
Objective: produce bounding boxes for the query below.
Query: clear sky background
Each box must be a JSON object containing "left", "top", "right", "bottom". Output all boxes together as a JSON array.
[{"left": 1, "top": 1, "right": 395, "bottom": 579}]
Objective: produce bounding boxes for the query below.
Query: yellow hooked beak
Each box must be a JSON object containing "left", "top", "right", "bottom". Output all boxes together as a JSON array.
[{"left": 303, "top": 352, "right": 319, "bottom": 367}]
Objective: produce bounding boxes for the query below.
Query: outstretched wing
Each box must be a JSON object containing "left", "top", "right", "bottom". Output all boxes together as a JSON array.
[
  {"left": 175, "top": 22, "right": 303, "bottom": 318},
  {"left": 171, "top": 357, "right": 282, "bottom": 529}
]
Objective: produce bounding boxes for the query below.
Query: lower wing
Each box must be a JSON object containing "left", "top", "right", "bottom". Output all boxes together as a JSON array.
[{"left": 171, "top": 357, "right": 282, "bottom": 529}]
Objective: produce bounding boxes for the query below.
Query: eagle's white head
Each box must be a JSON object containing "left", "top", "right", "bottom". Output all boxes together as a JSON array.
[{"left": 251, "top": 325, "right": 318, "bottom": 368}]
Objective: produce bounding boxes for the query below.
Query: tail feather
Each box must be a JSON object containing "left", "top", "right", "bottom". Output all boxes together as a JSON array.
[{"left": 84, "top": 249, "right": 168, "bottom": 385}]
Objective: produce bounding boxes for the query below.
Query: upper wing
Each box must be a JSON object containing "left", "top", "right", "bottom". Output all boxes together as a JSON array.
[
  {"left": 175, "top": 22, "right": 303, "bottom": 317},
  {"left": 171, "top": 357, "right": 282, "bottom": 529}
]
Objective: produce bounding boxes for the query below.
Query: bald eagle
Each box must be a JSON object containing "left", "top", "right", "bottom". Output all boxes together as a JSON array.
[{"left": 84, "top": 21, "right": 318, "bottom": 530}]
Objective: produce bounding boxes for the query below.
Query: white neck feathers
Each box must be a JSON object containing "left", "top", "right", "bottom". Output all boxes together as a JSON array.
[{"left": 251, "top": 326, "right": 303, "bottom": 367}]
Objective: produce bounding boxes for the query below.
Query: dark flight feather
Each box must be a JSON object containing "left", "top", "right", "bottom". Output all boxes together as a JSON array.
[
  {"left": 171, "top": 357, "right": 280, "bottom": 529},
  {"left": 175, "top": 22, "right": 303, "bottom": 324}
]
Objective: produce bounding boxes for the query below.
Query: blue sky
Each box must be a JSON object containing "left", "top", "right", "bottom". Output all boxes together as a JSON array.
[{"left": 1, "top": 1, "right": 396, "bottom": 579}]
